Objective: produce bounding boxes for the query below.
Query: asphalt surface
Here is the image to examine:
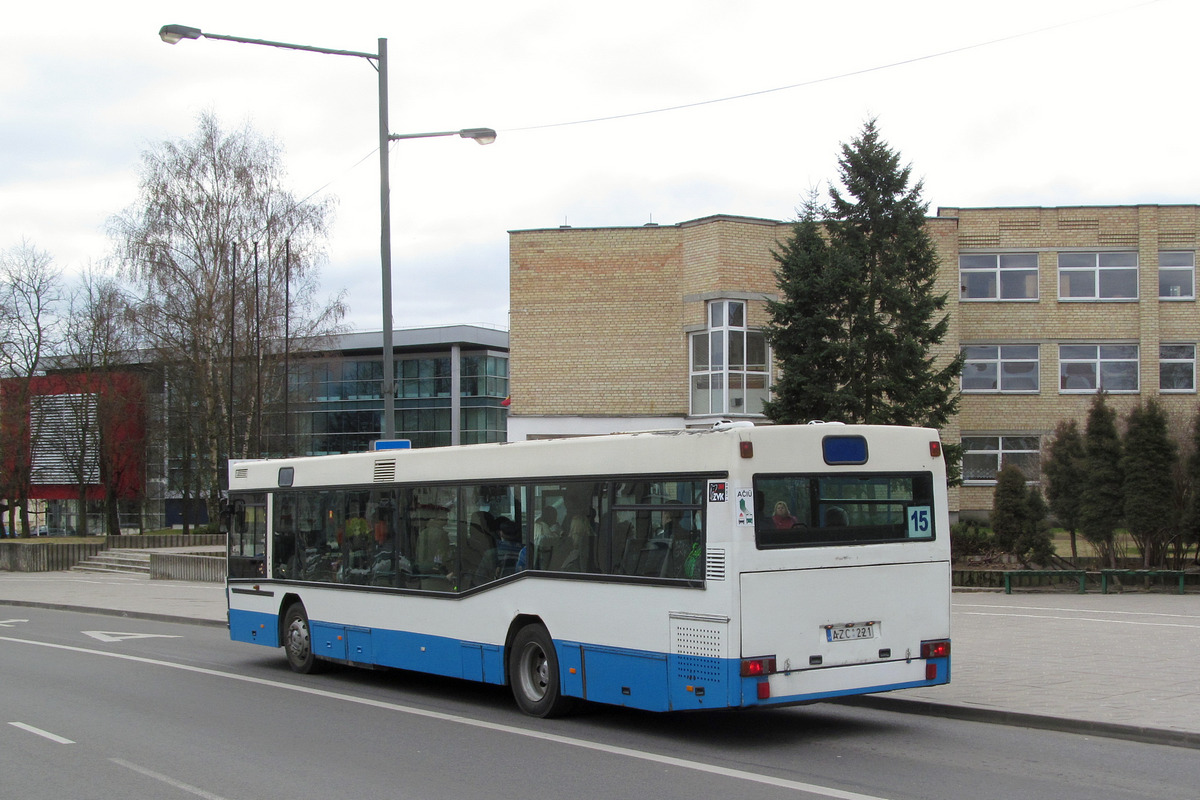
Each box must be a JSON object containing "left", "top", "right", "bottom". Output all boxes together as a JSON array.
[{"left": 1, "top": 570, "right": 1197, "bottom": 749}]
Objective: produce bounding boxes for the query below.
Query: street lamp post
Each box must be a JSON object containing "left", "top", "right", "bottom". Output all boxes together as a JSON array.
[{"left": 158, "top": 24, "right": 495, "bottom": 442}]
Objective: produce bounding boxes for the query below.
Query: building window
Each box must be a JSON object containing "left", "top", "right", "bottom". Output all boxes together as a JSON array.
[
  {"left": 1159, "top": 251, "right": 1195, "bottom": 300},
  {"left": 1160, "top": 344, "right": 1196, "bottom": 393},
  {"left": 961, "top": 345, "right": 1039, "bottom": 393},
  {"left": 959, "top": 253, "right": 1038, "bottom": 300},
  {"left": 1059, "top": 344, "right": 1139, "bottom": 393},
  {"left": 398, "top": 357, "right": 451, "bottom": 399},
  {"left": 690, "top": 300, "right": 770, "bottom": 416},
  {"left": 962, "top": 435, "right": 1041, "bottom": 484},
  {"left": 461, "top": 355, "right": 508, "bottom": 398},
  {"left": 1058, "top": 251, "right": 1137, "bottom": 300}
]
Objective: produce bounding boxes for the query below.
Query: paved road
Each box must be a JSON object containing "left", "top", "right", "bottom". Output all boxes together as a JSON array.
[
  {"left": 0, "top": 572, "right": 1197, "bottom": 747},
  {"left": 3, "top": 608, "right": 1197, "bottom": 800}
]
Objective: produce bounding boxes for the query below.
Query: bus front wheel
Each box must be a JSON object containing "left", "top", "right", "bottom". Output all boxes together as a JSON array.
[
  {"left": 282, "top": 603, "right": 325, "bottom": 674},
  {"left": 509, "top": 625, "right": 574, "bottom": 717}
]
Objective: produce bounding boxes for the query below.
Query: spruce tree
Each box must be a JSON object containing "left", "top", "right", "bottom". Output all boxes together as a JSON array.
[
  {"left": 991, "top": 463, "right": 1029, "bottom": 554},
  {"left": 1020, "top": 486, "right": 1055, "bottom": 567},
  {"left": 762, "top": 192, "right": 860, "bottom": 423},
  {"left": 1044, "top": 419, "right": 1087, "bottom": 560},
  {"left": 1080, "top": 394, "right": 1123, "bottom": 568},
  {"left": 1122, "top": 400, "right": 1176, "bottom": 567},
  {"left": 1186, "top": 410, "right": 1200, "bottom": 563},
  {"left": 763, "top": 120, "right": 961, "bottom": 432}
]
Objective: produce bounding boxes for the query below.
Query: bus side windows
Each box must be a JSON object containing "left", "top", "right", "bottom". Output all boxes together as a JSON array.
[
  {"left": 272, "top": 493, "right": 297, "bottom": 579},
  {"left": 229, "top": 493, "right": 266, "bottom": 579},
  {"left": 531, "top": 481, "right": 607, "bottom": 575}
]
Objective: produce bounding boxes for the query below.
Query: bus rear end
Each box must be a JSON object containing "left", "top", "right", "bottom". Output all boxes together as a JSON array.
[{"left": 734, "top": 424, "right": 951, "bottom": 707}]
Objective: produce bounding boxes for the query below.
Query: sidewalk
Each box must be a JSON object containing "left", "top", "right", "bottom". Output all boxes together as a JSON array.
[
  {"left": 854, "top": 591, "right": 1200, "bottom": 748},
  {"left": 0, "top": 571, "right": 1196, "bottom": 747},
  {"left": 0, "top": 570, "right": 226, "bottom": 626}
]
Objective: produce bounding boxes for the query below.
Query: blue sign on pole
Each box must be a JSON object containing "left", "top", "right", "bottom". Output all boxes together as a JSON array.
[{"left": 371, "top": 439, "right": 412, "bottom": 451}]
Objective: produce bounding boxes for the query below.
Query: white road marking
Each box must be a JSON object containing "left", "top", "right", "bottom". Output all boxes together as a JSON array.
[
  {"left": 8, "top": 722, "right": 75, "bottom": 744},
  {"left": 0, "top": 619, "right": 29, "bottom": 627},
  {"left": 82, "top": 631, "right": 184, "bottom": 643},
  {"left": 111, "top": 759, "right": 234, "bottom": 800},
  {"left": 1, "top": 634, "right": 890, "bottom": 800},
  {"left": 958, "top": 611, "right": 1200, "bottom": 629},
  {"left": 956, "top": 602, "right": 1200, "bottom": 621}
]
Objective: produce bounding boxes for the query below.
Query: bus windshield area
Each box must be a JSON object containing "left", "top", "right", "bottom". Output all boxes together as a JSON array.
[{"left": 753, "top": 472, "right": 936, "bottom": 548}]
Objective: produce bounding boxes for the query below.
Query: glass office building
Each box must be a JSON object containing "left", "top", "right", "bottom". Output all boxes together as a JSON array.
[{"left": 282, "top": 325, "right": 510, "bottom": 454}]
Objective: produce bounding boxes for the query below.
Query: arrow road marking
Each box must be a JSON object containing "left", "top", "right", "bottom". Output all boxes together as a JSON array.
[
  {"left": 81, "top": 631, "right": 184, "bottom": 643},
  {"left": 0, "top": 619, "right": 29, "bottom": 627}
]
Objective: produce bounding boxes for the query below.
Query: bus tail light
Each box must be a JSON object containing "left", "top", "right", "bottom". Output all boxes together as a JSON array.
[
  {"left": 740, "top": 656, "right": 777, "bottom": 677},
  {"left": 740, "top": 441, "right": 753, "bottom": 458},
  {"left": 920, "top": 640, "right": 950, "bottom": 659},
  {"left": 929, "top": 440, "right": 942, "bottom": 458},
  {"left": 756, "top": 680, "right": 771, "bottom": 700}
]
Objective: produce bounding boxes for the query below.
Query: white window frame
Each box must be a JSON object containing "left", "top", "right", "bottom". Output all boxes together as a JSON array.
[
  {"left": 1058, "top": 251, "right": 1138, "bottom": 301},
  {"left": 1159, "top": 344, "right": 1196, "bottom": 393},
  {"left": 959, "top": 253, "right": 1039, "bottom": 301},
  {"left": 961, "top": 344, "right": 1040, "bottom": 394},
  {"left": 689, "top": 300, "right": 770, "bottom": 417},
  {"left": 1158, "top": 251, "right": 1195, "bottom": 300},
  {"left": 1059, "top": 344, "right": 1140, "bottom": 394},
  {"left": 961, "top": 434, "right": 1041, "bottom": 485}
]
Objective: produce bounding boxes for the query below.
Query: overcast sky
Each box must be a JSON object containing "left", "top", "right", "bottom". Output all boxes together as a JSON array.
[{"left": 3, "top": 0, "right": 1192, "bottom": 332}]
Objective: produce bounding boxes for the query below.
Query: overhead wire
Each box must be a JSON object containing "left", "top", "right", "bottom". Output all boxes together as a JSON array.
[
  {"left": 297, "top": 0, "right": 1163, "bottom": 204},
  {"left": 502, "top": 0, "right": 1164, "bottom": 133}
]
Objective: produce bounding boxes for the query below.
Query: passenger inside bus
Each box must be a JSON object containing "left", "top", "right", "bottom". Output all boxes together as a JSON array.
[
  {"left": 475, "top": 515, "right": 524, "bottom": 582},
  {"left": 824, "top": 506, "right": 849, "bottom": 526},
  {"left": 459, "top": 511, "right": 497, "bottom": 589},
  {"left": 415, "top": 511, "right": 453, "bottom": 590},
  {"left": 532, "top": 506, "right": 559, "bottom": 569},
  {"left": 771, "top": 501, "right": 802, "bottom": 529}
]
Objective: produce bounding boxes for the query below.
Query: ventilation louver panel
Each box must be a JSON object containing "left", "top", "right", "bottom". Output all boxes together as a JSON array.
[
  {"left": 373, "top": 459, "right": 397, "bottom": 483},
  {"left": 705, "top": 548, "right": 726, "bottom": 581}
]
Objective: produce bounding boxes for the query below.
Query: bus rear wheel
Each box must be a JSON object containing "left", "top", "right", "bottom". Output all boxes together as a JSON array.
[
  {"left": 282, "top": 603, "right": 326, "bottom": 674},
  {"left": 509, "top": 625, "right": 574, "bottom": 717}
]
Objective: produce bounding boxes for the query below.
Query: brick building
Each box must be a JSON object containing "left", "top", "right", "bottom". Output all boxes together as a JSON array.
[{"left": 507, "top": 206, "right": 1200, "bottom": 518}]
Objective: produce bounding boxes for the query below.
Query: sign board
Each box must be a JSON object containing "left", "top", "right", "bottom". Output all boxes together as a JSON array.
[{"left": 371, "top": 439, "right": 412, "bottom": 451}]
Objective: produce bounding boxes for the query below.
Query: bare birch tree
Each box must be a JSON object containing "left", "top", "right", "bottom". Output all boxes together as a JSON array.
[
  {"left": 62, "top": 269, "right": 141, "bottom": 535},
  {"left": 0, "top": 240, "right": 63, "bottom": 536},
  {"left": 111, "top": 113, "right": 345, "bottom": 525}
]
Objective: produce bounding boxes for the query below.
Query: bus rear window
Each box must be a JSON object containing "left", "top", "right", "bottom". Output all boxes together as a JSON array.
[{"left": 753, "top": 472, "right": 935, "bottom": 548}]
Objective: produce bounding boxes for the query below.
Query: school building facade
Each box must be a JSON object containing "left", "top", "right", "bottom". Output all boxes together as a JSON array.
[{"left": 507, "top": 205, "right": 1200, "bottom": 518}]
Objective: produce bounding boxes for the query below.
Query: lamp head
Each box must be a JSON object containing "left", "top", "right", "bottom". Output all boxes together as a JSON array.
[
  {"left": 459, "top": 128, "right": 497, "bottom": 146},
  {"left": 159, "top": 24, "right": 203, "bottom": 44}
]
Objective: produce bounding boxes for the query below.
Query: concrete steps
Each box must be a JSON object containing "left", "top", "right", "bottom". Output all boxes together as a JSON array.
[{"left": 71, "top": 549, "right": 152, "bottom": 576}]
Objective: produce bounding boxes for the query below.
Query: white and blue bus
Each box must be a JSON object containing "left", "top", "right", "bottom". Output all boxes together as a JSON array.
[{"left": 225, "top": 422, "right": 951, "bottom": 716}]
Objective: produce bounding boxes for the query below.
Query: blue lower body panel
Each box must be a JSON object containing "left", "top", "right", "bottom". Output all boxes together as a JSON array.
[
  {"left": 229, "top": 607, "right": 949, "bottom": 712},
  {"left": 229, "top": 608, "right": 280, "bottom": 647}
]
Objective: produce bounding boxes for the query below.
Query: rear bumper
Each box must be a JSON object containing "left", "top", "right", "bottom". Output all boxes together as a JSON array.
[{"left": 740, "top": 653, "right": 950, "bottom": 707}]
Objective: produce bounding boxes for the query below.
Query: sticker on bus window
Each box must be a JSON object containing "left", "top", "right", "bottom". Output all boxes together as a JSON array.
[
  {"left": 736, "top": 488, "right": 754, "bottom": 526},
  {"left": 709, "top": 482, "right": 727, "bottom": 503},
  {"left": 907, "top": 506, "right": 933, "bottom": 538}
]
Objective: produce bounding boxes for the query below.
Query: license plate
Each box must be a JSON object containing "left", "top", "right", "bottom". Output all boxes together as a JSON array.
[{"left": 825, "top": 623, "right": 876, "bottom": 642}]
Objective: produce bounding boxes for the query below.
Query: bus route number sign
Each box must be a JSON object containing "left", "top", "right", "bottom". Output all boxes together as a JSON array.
[{"left": 907, "top": 505, "right": 933, "bottom": 539}]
